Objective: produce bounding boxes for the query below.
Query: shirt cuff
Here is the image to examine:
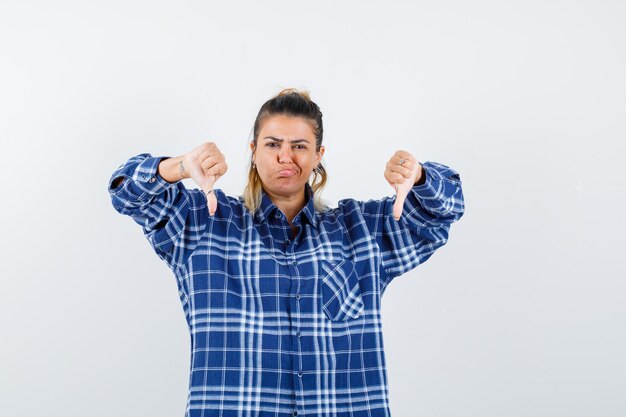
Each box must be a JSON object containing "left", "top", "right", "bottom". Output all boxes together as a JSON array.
[
  {"left": 108, "top": 153, "right": 176, "bottom": 200},
  {"left": 411, "top": 161, "right": 457, "bottom": 199},
  {"left": 411, "top": 162, "right": 439, "bottom": 198},
  {"left": 401, "top": 161, "right": 462, "bottom": 220}
]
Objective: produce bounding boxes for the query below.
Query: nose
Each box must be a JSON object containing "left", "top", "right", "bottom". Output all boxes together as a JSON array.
[{"left": 278, "top": 144, "right": 294, "bottom": 164}]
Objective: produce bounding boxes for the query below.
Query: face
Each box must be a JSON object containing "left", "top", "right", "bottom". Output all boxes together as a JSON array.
[{"left": 251, "top": 114, "right": 325, "bottom": 200}]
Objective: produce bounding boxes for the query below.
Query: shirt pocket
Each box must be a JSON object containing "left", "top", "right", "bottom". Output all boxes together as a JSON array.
[{"left": 320, "top": 259, "right": 365, "bottom": 321}]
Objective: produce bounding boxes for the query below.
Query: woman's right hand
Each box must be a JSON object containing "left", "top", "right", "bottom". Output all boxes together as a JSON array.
[{"left": 184, "top": 142, "right": 228, "bottom": 215}]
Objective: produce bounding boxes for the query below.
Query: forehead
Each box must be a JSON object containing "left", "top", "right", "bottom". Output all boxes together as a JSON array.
[{"left": 259, "top": 114, "right": 315, "bottom": 140}]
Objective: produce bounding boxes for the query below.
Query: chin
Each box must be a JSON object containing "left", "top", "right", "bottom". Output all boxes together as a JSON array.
[{"left": 268, "top": 181, "right": 305, "bottom": 197}]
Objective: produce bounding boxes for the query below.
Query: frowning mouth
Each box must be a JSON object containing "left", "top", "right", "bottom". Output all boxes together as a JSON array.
[{"left": 277, "top": 168, "right": 298, "bottom": 177}]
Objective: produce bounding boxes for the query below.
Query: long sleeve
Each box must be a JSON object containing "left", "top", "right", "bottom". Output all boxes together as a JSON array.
[
  {"left": 340, "top": 161, "right": 465, "bottom": 295},
  {"left": 107, "top": 152, "right": 209, "bottom": 271}
]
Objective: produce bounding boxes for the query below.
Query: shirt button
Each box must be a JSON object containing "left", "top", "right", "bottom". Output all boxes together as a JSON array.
[
  {"left": 296, "top": 331, "right": 301, "bottom": 337},
  {"left": 297, "top": 371, "right": 302, "bottom": 377},
  {"left": 149, "top": 176, "right": 156, "bottom": 183},
  {"left": 295, "top": 294, "right": 300, "bottom": 300},
  {"left": 292, "top": 260, "right": 297, "bottom": 266},
  {"left": 292, "top": 411, "right": 298, "bottom": 416}
]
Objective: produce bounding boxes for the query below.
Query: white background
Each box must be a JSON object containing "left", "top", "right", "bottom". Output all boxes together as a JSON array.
[{"left": 1, "top": 1, "right": 624, "bottom": 416}]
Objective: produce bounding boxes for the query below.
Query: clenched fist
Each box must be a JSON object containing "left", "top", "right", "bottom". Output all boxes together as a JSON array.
[
  {"left": 384, "top": 150, "right": 424, "bottom": 221},
  {"left": 184, "top": 142, "right": 228, "bottom": 216}
]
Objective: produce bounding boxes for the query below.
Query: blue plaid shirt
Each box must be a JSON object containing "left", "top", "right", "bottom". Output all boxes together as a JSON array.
[{"left": 108, "top": 153, "right": 464, "bottom": 417}]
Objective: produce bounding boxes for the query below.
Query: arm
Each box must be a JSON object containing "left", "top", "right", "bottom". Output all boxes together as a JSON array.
[
  {"left": 110, "top": 155, "right": 186, "bottom": 187},
  {"left": 346, "top": 160, "right": 465, "bottom": 294},
  {"left": 107, "top": 153, "right": 209, "bottom": 270}
]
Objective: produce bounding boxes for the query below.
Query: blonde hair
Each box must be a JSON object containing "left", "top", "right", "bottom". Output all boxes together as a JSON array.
[{"left": 243, "top": 88, "right": 327, "bottom": 213}]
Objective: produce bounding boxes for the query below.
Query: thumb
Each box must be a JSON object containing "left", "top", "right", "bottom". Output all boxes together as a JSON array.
[
  {"left": 198, "top": 174, "right": 218, "bottom": 216},
  {"left": 391, "top": 163, "right": 420, "bottom": 221},
  {"left": 392, "top": 182, "right": 410, "bottom": 221}
]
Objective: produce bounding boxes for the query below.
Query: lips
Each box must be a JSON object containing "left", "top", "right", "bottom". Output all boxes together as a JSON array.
[{"left": 277, "top": 168, "right": 298, "bottom": 177}]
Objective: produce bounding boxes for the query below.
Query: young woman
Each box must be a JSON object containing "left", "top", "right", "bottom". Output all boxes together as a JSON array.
[{"left": 108, "top": 88, "right": 465, "bottom": 417}]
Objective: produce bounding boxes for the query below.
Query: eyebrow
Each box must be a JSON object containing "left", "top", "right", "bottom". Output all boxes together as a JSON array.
[{"left": 263, "top": 136, "right": 311, "bottom": 144}]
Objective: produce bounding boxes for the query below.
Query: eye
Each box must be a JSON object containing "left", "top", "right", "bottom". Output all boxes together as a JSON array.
[
  {"left": 294, "top": 144, "right": 307, "bottom": 150},
  {"left": 266, "top": 142, "right": 279, "bottom": 148}
]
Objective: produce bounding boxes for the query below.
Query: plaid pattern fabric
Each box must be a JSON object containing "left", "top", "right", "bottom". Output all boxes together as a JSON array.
[{"left": 108, "top": 153, "right": 465, "bottom": 417}]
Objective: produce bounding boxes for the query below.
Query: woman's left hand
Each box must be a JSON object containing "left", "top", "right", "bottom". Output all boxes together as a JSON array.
[{"left": 384, "top": 150, "right": 423, "bottom": 221}]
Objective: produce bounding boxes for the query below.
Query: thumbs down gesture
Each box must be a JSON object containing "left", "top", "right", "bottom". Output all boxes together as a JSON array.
[
  {"left": 184, "top": 142, "right": 228, "bottom": 216},
  {"left": 384, "top": 150, "right": 424, "bottom": 221}
]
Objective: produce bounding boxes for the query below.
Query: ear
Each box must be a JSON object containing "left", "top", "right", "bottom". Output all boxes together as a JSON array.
[
  {"left": 316, "top": 145, "right": 325, "bottom": 164},
  {"left": 249, "top": 141, "right": 256, "bottom": 161}
]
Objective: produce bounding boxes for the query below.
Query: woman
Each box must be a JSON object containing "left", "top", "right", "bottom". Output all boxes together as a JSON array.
[{"left": 108, "top": 88, "right": 465, "bottom": 417}]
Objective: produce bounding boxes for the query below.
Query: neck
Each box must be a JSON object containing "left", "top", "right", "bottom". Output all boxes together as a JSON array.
[{"left": 266, "top": 188, "right": 306, "bottom": 225}]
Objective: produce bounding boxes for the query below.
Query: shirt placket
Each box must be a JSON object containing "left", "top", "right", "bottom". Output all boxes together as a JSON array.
[{"left": 272, "top": 212, "right": 307, "bottom": 417}]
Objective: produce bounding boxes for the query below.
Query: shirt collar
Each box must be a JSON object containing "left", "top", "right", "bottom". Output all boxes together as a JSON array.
[{"left": 254, "top": 183, "right": 318, "bottom": 229}]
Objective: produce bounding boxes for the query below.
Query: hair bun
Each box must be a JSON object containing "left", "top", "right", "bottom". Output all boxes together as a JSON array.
[{"left": 276, "top": 87, "right": 311, "bottom": 101}]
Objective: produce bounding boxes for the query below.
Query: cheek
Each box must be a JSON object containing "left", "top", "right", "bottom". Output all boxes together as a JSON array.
[
  {"left": 256, "top": 163, "right": 276, "bottom": 182},
  {"left": 305, "top": 156, "right": 319, "bottom": 171},
  {"left": 256, "top": 164, "right": 270, "bottom": 179}
]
